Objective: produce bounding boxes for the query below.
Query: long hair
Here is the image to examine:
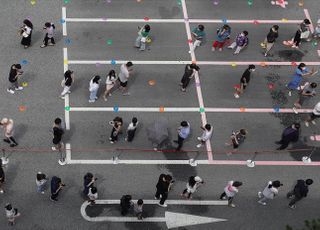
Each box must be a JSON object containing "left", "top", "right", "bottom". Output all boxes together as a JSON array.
[{"left": 23, "top": 19, "right": 33, "bottom": 29}]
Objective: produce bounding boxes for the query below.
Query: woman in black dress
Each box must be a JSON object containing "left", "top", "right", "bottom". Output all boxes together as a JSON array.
[
  {"left": 20, "top": 19, "right": 33, "bottom": 48},
  {"left": 180, "top": 64, "right": 200, "bottom": 92}
]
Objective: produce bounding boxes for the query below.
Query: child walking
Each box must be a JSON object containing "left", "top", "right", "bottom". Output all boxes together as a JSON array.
[
  {"left": 125, "top": 117, "right": 138, "bottom": 142},
  {"left": 196, "top": 124, "right": 213, "bottom": 148},
  {"left": 41, "top": 22, "right": 55, "bottom": 48},
  {"left": 135, "top": 24, "right": 151, "bottom": 51},
  {"left": 181, "top": 176, "right": 204, "bottom": 199},
  {"left": 258, "top": 180, "right": 283, "bottom": 205}
]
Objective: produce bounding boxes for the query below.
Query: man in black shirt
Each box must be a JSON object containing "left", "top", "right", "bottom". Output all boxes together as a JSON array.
[
  {"left": 7, "top": 64, "right": 23, "bottom": 94},
  {"left": 52, "top": 118, "right": 64, "bottom": 151},
  {"left": 234, "top": 65, "right": 255, "bottom": 98},
  {"left": 155, "top": 174, "right": 173, "bottom": 207},
  {"left": 275, "top": 123, "right": 300, "bottom": 150},
  {"left": 287, "top": 179, "right": 313, "bottom": 209}
]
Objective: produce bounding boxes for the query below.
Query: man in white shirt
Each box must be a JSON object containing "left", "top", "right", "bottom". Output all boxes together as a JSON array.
[
  {"left": 196, "top": 124, "right": 213, "bottom": 148},
  {"left": 305, "top": 102, "right": 320, "bottom": 127},
  {"left": 118, "top": 62, "right": 133, "bottom": 96}
]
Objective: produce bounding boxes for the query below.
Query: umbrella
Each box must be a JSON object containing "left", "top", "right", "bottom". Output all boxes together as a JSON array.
[{"left": 146, "top": 120, "right": 169, "bottom": 146}]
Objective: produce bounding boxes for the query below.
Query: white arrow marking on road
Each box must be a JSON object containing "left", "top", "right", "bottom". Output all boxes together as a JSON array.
[{"left": 81, "top": 199, "right": 227, "bottom": 229}]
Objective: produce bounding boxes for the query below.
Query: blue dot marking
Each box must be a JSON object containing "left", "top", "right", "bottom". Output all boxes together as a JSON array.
[
  {"left": 60, "top": 19, "right": 65, "bottom": 24},
  {"left": 274, "top": 107, "right": 280, "bottom": 113},
  {"left": 21, "top": 60, "right": 28, "bottom": 65},
  {"left": 222, "top": 18, "right": 227, "bottom": 24},
  {"left": 113, "top": 106, "right": 119, "bottom": 112},
  {"left": 111, "top": 60, "right": 116, "bottom": 65},
  {"left": 65, "top": 38, "right": 71, "bottom": 45}
]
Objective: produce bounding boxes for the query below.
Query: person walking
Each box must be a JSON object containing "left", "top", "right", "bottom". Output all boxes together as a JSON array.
[
  {"left": 225, "top": 129, "right": 247, "bottom": 154},
  {"left": 134, "top": 199, "right": 144, "bottom": 220},
  {"left": 89, "top": 75, "right": 101, "bottom": 103},
  {"left": 220, "top": 181, "right": 243, "bottom": 208},
  {"left": 5, "top": 203, "right": 21, "bottom": 226},
  {"left": 118, "top": 62, "right": 134, "bottom": 96},
  {"left": 83, "top": 172, "right": 96, "bottom": 196},
  {"left": 174, "top": 121, "right": 191, "bottom": 151},
  {"left": 191, "top": 24, "right": 206, "bottom": 51},
  {"left": 135, "top": 24, "right": 151, "bottom": 51},
  {"left": 196, "top": 124, "right": 213, "bottom": 148},
  {"left": 19, "top": 19, "right": 33, "bottom": 48},
  {"left": 0, "top": 118, "right": 18, "bottom": 147},
  {"left": 234, "top": 65, "right": 255, "bottom": 98},
  {"left": 60, "top": 70, "right": 74, "bottom": 99},
  {"left": 0, "top": 159, "right": 5, "bottom": 194},
  {"left": 50, "top": 176, "right": 65, "bottom": 202},
  {"left": 292, "top": 82, "right": 317, "bottom": 114},
  {"left": 181, "top": 176, "right": 204, "bottom": 199},
  {"left": 212, "top": 24, "right": 231, "bottom": 52},
  {"left": 120, "top": 195, "right": 133, "bottom": 216},
  {"left": 287, "top": 179, "right": 313, "bottom": 209},
  {"left": 228, "top": 31, "right": 249, "bottom": 54},
  {"left": 261, "top": 25, "right": 279, "bottom": 57},
  {"left": 180, "top": 64, "right": 200, "bottom": 92},
  {"left": 286, "top": 63, "right": 317, "bottom": 97},
  {"left": 155, "top": 174, "right": 172, "bottom": 207},
  {"left": 275, "top": 123, "right": 300, "bottom": 150},
  {"left": 109, "top": 116, "right": 123, "bottom": 144},
  {"left": 305, "top": 102, "right": 320, "bottom": 127},
  {"left": 125, "top": 117, "right": 138, "bottom": 142},
  {"left": 87, "top": 186, "right": 98, "bottom": 205},
  {"left": 299, "top": 19, "right": 312, "bottom": 42},
  {"left": 40, "top": 22, "right": 55, "bottom": 48},
  {"left": 258, "top": 180, "right": 283, "bottom": 205},
  {"left": 36, "top": 172, "right": 47, "bottom": 194},
  {"left": 52, "top": 118, "right": 64, "bottom": 151},
  {"left": 103, "top": 70, "right": 117, "bottom": 101},
  {"left": 7, "top": 64, "right": 24, "bottom": 94}
]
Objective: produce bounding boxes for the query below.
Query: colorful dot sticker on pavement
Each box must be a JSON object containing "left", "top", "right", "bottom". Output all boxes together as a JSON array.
[
  {"left": 60, "top": 19, "right": 65, "bottom": 24},
  {"left": 213, "top": 0, "right": 219, "bottom": 5},
  {"left": 19, "top": 106, "right": 26, "bottom": 112},
  {"left": 20, "top": 60, "right": 28, "bottom": 65},
  {"left": 65, "top": 106, "right": 70, "bottom": 111},
  {"left": 111, "top": 60, "right": 116, "bottom": 65},
  {"left": 234, "top": 84, "right": 240, "bottom": 89},
  {"left": 312, "top": 41, "right": 318, "bottom": 47},
  {"left": 222, "top": 18, "right": 227, "bottom": 24},
  {"left": 231, "top": 63, "right": 237, "bottom": 67},
  {"left": 106, "top": 0, "right": 111, "bottom": 3},
  {"left": 260, "top": 62, "right": 267, "bottom": 67},
  {"left": 159, "top": 107, "right": 165, "bottom": 112},
  {"left": 22, "top": 82, "right": 28, "bottom": 87},
  {"left": 281, "top": 18, "right": 288, "bottom": 22},
  {"left": 64, "top": 59, "right": 68, "bottom": 65},
  {"left": 113, "top": 106, "right": 119, "bottom": 112},
  {"left": 273, "top": 106, "right": 280, "bottom": 112},
  {"left": 30, "top": 0, "right": 36, "bottom": 5},
  {"left": 65, "top": 38, "right": 71, "bottom": 45},
  {"left": 291, "top": 62, "right": 297, "bottom": 66},
  {"left": 268, "top": 83, "right": 274, "bottom": 89},
  {"left": 177, "top": 0, "right": 182, "bottom": 5},
  {"left": 146, "top": 37, "right": 152, "bottom": 43},
  {"left": 95, "top": 62, "right": 101, "bottom": 68},
  {"left": 64, "top": 0, "right": 70, "bottom": 3},
  {"left": 247, "top": 0, "right": 253, "bottom": 6},
  {"left": 240, "top": 107, "right": 246, "bottom": 112},
  {"left": 144, "top": 17, "right": 150, "bottom": 21},
  {"left": 253, "top": 20, "right": 259, "bottom": 25},
  {"left": 107, "top": 39, "right": 113, "bottom": 45},
  {"left": 188, "top": 39, "right": 193, "bottom": 44},
  {"left": 199, "top": 107, "right": 205, "bottom": 112},
  {"left": 148, "top": 80, "right": 156, "bottom": 86},
  {"left": 298, "top": 0, "right": 304, "bottom": 6}
]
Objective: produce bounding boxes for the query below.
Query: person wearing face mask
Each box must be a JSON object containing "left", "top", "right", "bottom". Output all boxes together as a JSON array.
[
  {"left": 234, "top": 65, "right": 255, "bottom": 98},
  {"left": 286, "top": 63, "right": 317, "bottom": 97},
  {"left": 261, "top": 25, "right": 279, "bottom": 57},
  {"left": 227, "top": 31, "right": 249, "bottom": 55}
]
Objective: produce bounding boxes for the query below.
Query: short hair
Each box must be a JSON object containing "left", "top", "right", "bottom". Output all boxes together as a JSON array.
[
  {"left": 240, "top": 129, "right": 247, "bottom": 135},
  {"left": 54, "top": 118, "right": 62, "bottom": 125},
  {"left": 248, "top": 65, "right": 255, "bottom": 70},
  {"left": 205, "top": 124, "right": 211, "bottom": 131},
  {"left": 5, "top": 203, "right": 12, "bottom": 210},
  {"left": 310, "top": 82, "right": 317, "bottom": 88},
  {"left": 91, "top": 187, "right": 97, "bottom": 194},
  {"left": 126, "top": 62, "right": 133, "bottom": 67},
  {"left": 306, "top": 179, "right": 313, "bottom": 185},
  {"left": 273, "top": 25, "right": 279, "bottom": 30},
  {"left": 198, "top": 25, "right": 205, "bottom": 31},
  {"left": 243, "top": 31, "right": 248, "bottom": 36},
  {"left": 293, "top": 123, "right": 301, "bottom": 129},
  {"left": 137, "top": 199, "right": 143, "bottom": 205},
  {"left": 181, "top": 121, "right": 188, "bottom": 127},
  {"left": 144, "top": 24, "right": 151, "bottom": 32},
  {"left": 132, "top": 117, "right": 138, "bottom": 124},
  {"left": 272, "top": 180, "right": 283, "bottom": 188},
  {"left": 45, "top": 22, "right": 51, "bottom": 27},
  {"left": 15, "top": 64, "right": 22, "bottom": 69},
  {"left": 304, "top": 19, "right": 311, "bottom": 25},
  {"left": 233, "top": 181, "right": 243, "bottom": 187}
]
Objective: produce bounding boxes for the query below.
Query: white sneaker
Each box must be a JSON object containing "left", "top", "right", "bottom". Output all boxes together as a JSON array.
[
  {"left": 88, "top": 100, "right": 95, "bottom": 103},
  {"left": 229, "top": 203, "right": 236, "bottom": 208},
  {"left": 196, "top": 143, "right": 202, "bottom": 148},
  {"left": 219, "top": 48, "right": 223, "bottom": 51},
  {"left": 197, "top": 137, "right": 202, "bottom": 141},
  {"left": 0, "top": 189, "right": 4, "bottom": 194},
  {"left": 258, "top": 201, "right": 267, "bottom": 205},
  {"left": 288, "top": 91, "right": 292, "bottom": 96},
  {"left": 51, "top": 146, "right": 57, "bottom": 151},
  {"left": 305, "top": 121, "right": 310, "bottom": 127},
  {"left": 15, "top": 87, "right": 23, "bottom": 91},
  {"left": 60, "top": 96, "right": 65, "bottom": 99},
  {"left": 311, "top": 120, "right": 316, "bottom": 125},
  {"left": 292, "top": 107, "right": 298, "bottom": 114},
  {"left": 158, "top": 203, "right": 167, "bottom": 208},
  {"left": 7, "top": 89, "right": 14, "bottom": 94},
  {"left": 258, "top": 192, "right": 263, "bottom": 198},
  {"left": 234, "top": 93, "right": 240, "bottom": 98},
  {"left": 41, "top": 191, "right": 45, "bottom": 194}
]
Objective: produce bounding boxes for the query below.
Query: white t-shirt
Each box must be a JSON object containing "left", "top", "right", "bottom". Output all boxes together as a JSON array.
[
  {"left": 200, "top": 127, "right": 213, "bottom": 141},
  {"left": 106, "top": 75, "right": 117, "bottom": 85},
  {"left": 89, "top": 79, "right": 99, "bottom": 92},
  {"left": 88, "top": 188, "right": 98, "bottom": 200},
  {"left": 118, "top": 64, "right": 129, "bottom": 83}
]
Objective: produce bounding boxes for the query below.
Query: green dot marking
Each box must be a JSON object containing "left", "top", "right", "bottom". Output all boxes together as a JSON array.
[
  {"left": 65, "top": 106, "right": 70, "bottom": 111},
  {"left": 107, "top": 39, "right": 113, "bottom": 45},
  {"left": 199, "top": 108, "right": 205, "bottom": 112}
]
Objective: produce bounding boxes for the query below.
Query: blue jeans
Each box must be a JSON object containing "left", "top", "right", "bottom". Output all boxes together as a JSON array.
[
  {"left": 37, "top": 181, "right": 47, "bottom": 193},
  {"left": 89, "top": 89, "right": 98, "bottom": 101},
  {"left": 135, "top": 35, "right": 146, "bottom": 51}
]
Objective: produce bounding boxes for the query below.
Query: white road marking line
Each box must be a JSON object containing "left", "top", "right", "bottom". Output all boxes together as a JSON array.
[
  {"left": 67, "top": 159, "right": 320, "bottom": 166},
  {"left": 65, "top": 18, "right": 302, "bottom": 24},
  {"left": 65, "top": 143, "right": 71, "bottom": 162},
  {"left": 69, "top": 107, "right": 313, "bottom": 113},
  {"left": 317, "top": 50, "right": 320, "bottom": 57},
  {"left": 304, "top": 9, "right": 314, "bottom": 33},
  {"left": 67, "top": 60, "right": 320, "bottom": 66},
  {"left": 91, "top": 199, "right": 228, "bottom": 205},
  {"left": 63, "top": 48, "right": 70, "bottom": 130},
  {"left": 181, "top": 0, "right": 212, "bottom": 161},
  {"left": 62, "top": 7, "right": 67, "bottom": 36}
]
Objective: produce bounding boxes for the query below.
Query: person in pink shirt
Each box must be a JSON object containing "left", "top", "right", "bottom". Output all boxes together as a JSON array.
[{"left": 0, "top": 118, "right": 18, "bottom": 147}]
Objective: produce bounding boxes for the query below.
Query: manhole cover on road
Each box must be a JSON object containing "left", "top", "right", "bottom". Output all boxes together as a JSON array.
[{"left": 278, "top": 50, "right": 304, "bottom": 61}]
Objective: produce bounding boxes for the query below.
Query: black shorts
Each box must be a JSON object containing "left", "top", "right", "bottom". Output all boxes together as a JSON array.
[
  {"left": 311, "top": 113, "right": 320, "bottom": 120},
  {"left": 119, "top": 80, "right": 127, "bottom": 87}
]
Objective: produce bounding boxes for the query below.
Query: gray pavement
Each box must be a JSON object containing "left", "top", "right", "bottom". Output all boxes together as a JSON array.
[{"left": 0, "top": 0, "right": 320, "bottom": 229}]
